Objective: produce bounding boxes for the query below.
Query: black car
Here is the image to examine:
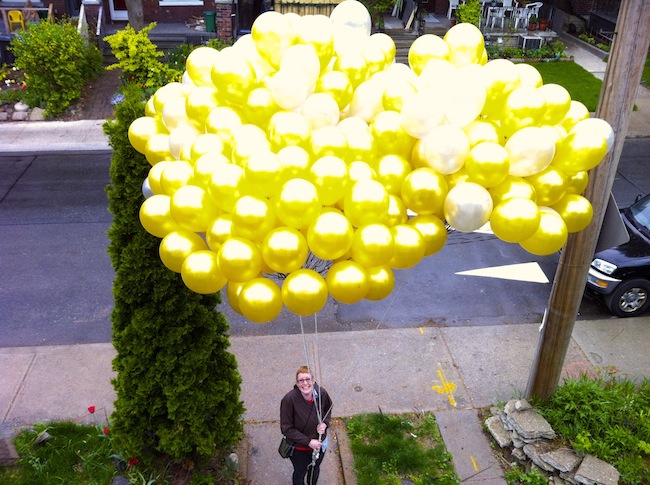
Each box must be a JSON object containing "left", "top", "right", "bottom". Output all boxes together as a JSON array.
[{"left": 587, "top": 193, "right": 650, "bottom": 317}]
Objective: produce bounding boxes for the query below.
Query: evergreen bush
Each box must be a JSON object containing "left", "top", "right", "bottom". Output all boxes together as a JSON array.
[
  {"left": 9, "top": 18, "right": 103, "bottom": 117},
  {"left": 104, "top": 83, "right": 245, "bottom": 466}
]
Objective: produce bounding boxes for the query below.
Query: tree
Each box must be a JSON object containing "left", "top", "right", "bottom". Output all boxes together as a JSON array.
[
  {"left": 104, "top": 84, "right": 245, "bottom": 466},
  {"left": 125, "top": 0, "right": 145, "bottom": 31}
]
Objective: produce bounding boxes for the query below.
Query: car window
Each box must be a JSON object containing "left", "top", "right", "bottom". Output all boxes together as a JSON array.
[{"left": 629, "top": 196, "right": 650, "bottom": 230}]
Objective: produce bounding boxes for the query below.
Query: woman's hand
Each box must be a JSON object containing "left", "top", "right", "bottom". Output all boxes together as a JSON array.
[
  {"left": 316, "top": 422, "right": 327, "bottom": 435},
  {"left": 309, "top": 439, "right": 322, "bottom": 451}
]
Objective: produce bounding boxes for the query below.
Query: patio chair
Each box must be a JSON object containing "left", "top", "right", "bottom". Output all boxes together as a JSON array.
[
  {"left": 447, "top": 0, "right": 460, "bottom": 19},
  {"left": 8, "top": 10, "right": 25, "bottom": 31},
  {"left": 513, "top": 2, "right": 542, "bottom": 29}
]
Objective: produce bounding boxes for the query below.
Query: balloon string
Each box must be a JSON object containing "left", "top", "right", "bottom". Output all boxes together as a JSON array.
[{"left": 300, "top": 314, "right": 324, "bottom": 425}]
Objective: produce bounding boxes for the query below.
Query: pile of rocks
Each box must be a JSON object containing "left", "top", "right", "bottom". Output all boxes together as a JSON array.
[
  {"left": 0, "top": 101, "right": 45, "bottom": 121},
  {"left": 485, "top": 399, "right": 620, "bottom": 485}
]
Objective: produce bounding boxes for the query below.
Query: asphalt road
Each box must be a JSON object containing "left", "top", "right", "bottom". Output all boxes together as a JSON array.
[{"left": 1, "top": 139, "right": 648, "bottom": 347}]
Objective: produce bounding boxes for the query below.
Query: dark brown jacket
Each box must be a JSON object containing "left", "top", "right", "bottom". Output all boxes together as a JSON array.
[{"left": 280, "top": 384, "right": 332, "bottom": 448}]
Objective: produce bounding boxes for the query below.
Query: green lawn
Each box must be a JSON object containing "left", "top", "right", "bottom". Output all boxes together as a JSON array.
[{"left": 526, "top": 60, "right": 603, "bottom": 112}]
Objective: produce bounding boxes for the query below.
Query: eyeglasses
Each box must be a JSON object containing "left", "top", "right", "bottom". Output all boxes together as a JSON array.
[{"left": 297, "top": 378, "right": 312, "bottom": 383}]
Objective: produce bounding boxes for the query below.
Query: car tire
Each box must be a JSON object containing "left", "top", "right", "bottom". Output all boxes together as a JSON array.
[{"left": 604, "top": 278, "right": 650, "bottom": 317}]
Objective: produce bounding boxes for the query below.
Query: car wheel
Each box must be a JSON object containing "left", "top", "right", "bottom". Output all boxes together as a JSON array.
[{"left": 604, "top": 278, "right": 650, "bottom": 317}]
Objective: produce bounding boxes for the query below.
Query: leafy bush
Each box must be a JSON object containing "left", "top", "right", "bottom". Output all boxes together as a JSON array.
[
  {"left": 534, "top": 376, "right": 650, "bottom": 484},
  {"left": 104, "top": 23, "right": 180, "bottom": 93},
  {"left": 457, "top": 0, "right": 482, "bottom": 26},
  {"left": 9, "top": 18, "right": 103, "bottom": 117},
  {"left": 104, "top": 83, "right": 245, "bottom": 467}
]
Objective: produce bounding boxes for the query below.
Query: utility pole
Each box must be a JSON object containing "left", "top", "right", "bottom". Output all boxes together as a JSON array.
[{"left": 526, "top": 0, "right": 650, "bottom": 401}]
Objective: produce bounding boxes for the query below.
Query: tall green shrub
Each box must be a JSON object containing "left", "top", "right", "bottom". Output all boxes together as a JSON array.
[
  {"left": 104, "top": 84, "right": 245, "bottom": 466},
  {"left": 10, "top": 19, "right": 103, "bottom": 117}
]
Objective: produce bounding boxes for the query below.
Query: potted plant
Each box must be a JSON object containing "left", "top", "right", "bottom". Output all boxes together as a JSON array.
[
  {"left": 538, "top": 18, "right": 549, "bottom": 31},
  {"left": 527, "top": 14, "right": 538, "bottom": 31}
]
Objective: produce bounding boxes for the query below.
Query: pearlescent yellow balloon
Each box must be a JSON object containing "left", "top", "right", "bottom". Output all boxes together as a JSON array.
[
  {"left": 561, "top": 100, "right": 590, "bottom": 132},
  {"left": 406, "top": 214, "right": 447, "bottom": 256},
  {"left": 208, "top": 162, "right": 244, "bottom": 212},
  {"left": 307, "top": 210, "right": 353, "bottom": 260},
  {"left": 160, "top": 230, "right": 208, "bottom": 273},
  {"left": 162, "top": 97, "right": 191, "bottom": 132},
  {"left": 168, "top": 123, "right": 200, "bottom": 161},
  {"left": 419, "top": 125, "right": 470, "bottom": 175},
  {"left": 401, "top": 167, "right": 448, "bottom": 217},
  {"left": 384, "top": 194, "right": 408, "bottom": 227},
  {"left": 443, "top": 23, "right": 484, "bottom": 67},
  {"left": 349, "top": 161, "right": 377, "bottom": 184},
  {"left": 139, "top": 194, "right": 182, "bottom": 238},
  {"left": 408, "top": 34, "right": 449, "bottom": 75},
  {"left": 463, "top": 120, "right": 501, "bottom": 147},
  {"left": 375, "top": 154, "right": 411, "bottom": 196},
  {"left": 340, "top": 120, "right": 377, "bottom": 162},
  {"left": 267, "top": 67, "right": 316, "bottom": 111},
  {"left": 309, "top": 126, "right": 348, "bottom": 160},
  {"left": 481, "top": 59, "right": 520, "bottom": 118},
  {"left": 160, "top": 161, "right": 194, "bottom": 196},
  {"left": 244, "top": 151, "right": 282, "bottom": 198},
  {"left": 565, "top": 170, "right": 589, "bottom": 195},
  {"left": 181, "top": 249, "right": 228, "bottom": 294},
  {"left": 351, "top": 224, "right": 395, "bottom": 268},
  {"left": 444, "top": 182, "right": 493, "bottom": 232},
  {"left": 500, "top": 86, "right": 547, "bottom": 138},
  {"left": 205, "top": 106, "right": 243, "bottom": 154},
  {"left": 129, "top": 116, "right": 167, "bottom": 154},
  {"left": 170, "top": 185, "right": 219, "bottom": 232},
  {"left": 490, "top": 197, "right": 540, "bottom": 243},
  {"left": 186, "top": 46, "right": 221, "bottom": 86},
  {"left": 226, "top": 280, "right": 246, "bottom": 315},
  {"left": 231, "top": 195, "right": 276, "bottom": 242},
  {"left": 281, "top": 43, "right": 321, "bottom": 85},
  {"left": 489, "top": 176, "right": 537, "bottom": 205},
  {"left": 344, "top": 179, "right": 390, "bottom": 228},
  {"left": 388, "top": 224, "right": 426, "bottom": 269},
  {"left": 295, "top": 14, "right": 335, "bottom": 72},
  {"left": 193, "top": 152, "right": 230, "bottom": 189},
  {"left": 538, "top": 83, "right": 571, "bottom": 126},
  {"left": 519, "top": 208, "right": 568, "bottom": 256},
  {"left": 333, "top": 51, "right": 369, "bottom": 89},
  {"left": 465, "top": 142, "right": 510, "bottom": 188},
  {"left": 262, "top": 226, "right": 308, "bottom": 273},
  {"left": 382, "top": 77, "right": 417, "bottom": 113},
  {"left": 268, "top": 111, "right": 311, "bottom": 153},
  {"left": 552, "top": 194, "right": 594, "bottom": 233},
  {"left": 243, "top": 87, "right": 281, "bottom": 131},
  {"left": 315, "top": 70, "right": 353, "bottom": 111},
  {"left": 282, "top": 269, "right": 328, "bottom": 316},
  {"left": 445, "top": 168, "right": 471, "bottom": 190},
  {"left": 309, "top": 155, "right": 349, "bottom": 206},
  {"left": 185, "top": 86, "right": 220, "bottom": 130},
  {"left": 362, "top": 37, "right": 390, "bottom": 76},
  {"left": 525, "top": 165, "right": 567, "bottom": 206},
  {"left": 148, "top": 161, "right": 169, "bottom": 195},
  {"left": 187, "top": 133, "right": 224, "bottom": 164},
  {"left": 371, "top": 110, "right": 415, "bottom": 158},
  {"left": 211, "top": 51, "right": 257, "bottom": 107},
  {"left": 326, "top": 260, "right": 369, "bottom": 304},
  {"left": 217, "top": 236, "right": 262, "bottom": 282},
  {"left": 145, "top": 96, "right": 157, "bottom": 117},
  {"left": 505, "top": 126, "right": 556, "bottom": 177},
  {"left": 347, "top": 79, "right": 385, "bottom": 122},
  {"left": 206, "top": 214, "right": 233, "bottom": 251},
  {"left": 301, "top": 93, "right": 341, "bottom": 130},
  {"left": 153, "top": 82, "right": 189, "bottom": 115},
  {"left": 515, "top": 62, "right": 543, "bottom": 88},
  {"left": 275, "top": 178, "right": 321, "bottom": 229},
  {"left": 239, "top": 278, "right": 283, "bottom": 323},
  {"left": 252, "top": 11, "right": 295, "bottom": 70},
  {"left": 278, "top": 146, "right": 311, "bottom": 182},
  {"left": 365, "top": 265, "right": 395, "bottom": 301},
  {"left": 145, "top": 134, "right": 173, "bottom": 166}
]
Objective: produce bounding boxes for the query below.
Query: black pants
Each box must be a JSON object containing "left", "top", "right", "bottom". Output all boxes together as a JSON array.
[{"left": 289, "top": 448, "right": 325, "bottom": 485}]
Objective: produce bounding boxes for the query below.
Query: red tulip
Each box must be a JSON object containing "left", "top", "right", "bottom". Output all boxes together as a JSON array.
[
  {"left": 88, "top": 406, "right": 96, "bottom": 414},
  {"left": 128, "top": 458, "right": 139, "bottom": 466},
  {"left": 103, "top": 427, "right": 110, "bottom": 435}
]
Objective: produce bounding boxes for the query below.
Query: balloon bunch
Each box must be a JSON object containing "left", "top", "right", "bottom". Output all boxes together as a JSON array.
[{"left": 129, "top": 0, "right": 614, "bottom": 323}]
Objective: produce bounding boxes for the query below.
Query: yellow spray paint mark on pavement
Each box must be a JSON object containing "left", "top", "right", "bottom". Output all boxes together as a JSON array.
[
  {"left": 431, "top": 369, "right": 457, "bottom": 407},
  {"left": 419, "top": 327, "right": 424, "bottom": 334},
  {"left": 471, "top": 455, "right": 479, "bottom": 471}
]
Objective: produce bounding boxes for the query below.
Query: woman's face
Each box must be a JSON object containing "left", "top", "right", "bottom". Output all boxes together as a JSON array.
[{"left": 296, "top": 372, "right": 313, "bottom": 398}]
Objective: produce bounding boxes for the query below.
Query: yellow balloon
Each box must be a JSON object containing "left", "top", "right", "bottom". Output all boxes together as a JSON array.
[
  {"left": 278, "top": 145, "right": 311, "bottom": 182},
  {"left": 519, "top": 208, "right": 568, "bottom": 256},
  {"left": 463, "top": 120, "right": 501, "bottom": 148},
  {"left": 367, "top": 32, "right": 396, "bottom": 67},
  {"left": 160, "top": 161, "right": 194, "bottom": 196},
  {"left": 231, "top": 123, "right": 271, "bottom": 167},
  {"left": 161, "top": 97, "right": 191, "bottom": 132},
  {"left": 193, "top": 152, "right": 230, "bottom": 189},
  {"left": 186, "top": 46, "right": 221, "bottom": 86},
  {"left": 153, "top": 82, "right": 189, "bottom": 116},
  {"left": 374, "top": 154, "right": 411, "bottom": 196},
  {"left": 148, "top": 161, "right": 170, "bottom": 195},
  {"left": 275, "top": 178, "right": 322, "bottom": 229},
  {"left": 244, "top": 151, "right": 282, "bottom": 198},
  {"left": 333, "top": 51, "right": 369, "bottom": 90},
  {"left": 262, "top": 227, "right": 309, "bottom": 274},
  {"left": 538, "top": 83, "right": 571, "bottom": 126},
  {"left": 185, "top": 86, "right": 220, "bottom": 130},
  {"left": 443, "top": 23, "right": 484, "bottom": 67},
  {"left": 489, "top": 176, "right": 537, "bottom": 205},
  {"left": 500, "top": 86, "right": 547, "bottom": 138},
  {"left": 552, "top": 122, "right": 608, "bottom": 174},
  {"left": 419, "top": 125, "right": 470, "bottom": 175},
  {"left": 181, "top": 249, "right": 228, "bottom": 294},
  {"left": 168, "top": 123, "right": 200, "bottom": 161},
  {"left": 211, "top": 51, "right": 257, "bottom": 107},
  {"left": 561, "top": 100, "right": 590, "bottom": 132},
  {"left": 243, "top": 87, "right": 281, "bottom": 130},
  {"left": 160, "top": 230, "right": 208, "bottom": 273},
  {"left": 268, "top": 111, "right": 311, "bottom": 153},
  {"left": 231, "top": 195, "right": 276, "bottom": 242},
  {"left": 307, "top": 210, "right": 354, "bottom": 260},
  {"left": 315, "top": 70, "right": 353, "bottom": 111},
  {"left": 349, "top": 161, "right": 377, "bottom": 184},
  {"left": 282, "top": 269, "right": 328, "bottom": 316},
  {"left": 217, "top": 237, "right": 263, "bottom": 282},
  {"left": 490, "top": 197, "right": 541, "bottom": 243},
  {"left": 444, "top": 182, "right": 493, "bottom": 232},
  {"left": 384, "top": 194, "right": 408, "bottom": 227},
  {"left": 400, "top": 167, "right": 448, "bottom": 217},
  {"left": 295, "top": 14, "right": 335, "bottom": 71},
  {"left": 206, "top": 213, "right": 233, "bottom": 251},
  {"left": 365, "top": 265, "right": 395, "bottom": 301},
  {"left": 388, "top": 224, "right": 426, "bottom": 269},
  {"left": 129, "top": 116, "right": 166, "bottom": 154},
  {"left": 406, "top": 214, "right": 447, "bottom": 256},
  {"left": 309, "top": 155, "right": 349, "bottom": 206},
  {"left": 408, "top": 34, "right": 449, "bottom": 75},
  {"left": 371, "top": 110, "right": 415, "bottom": 158},
  {"left": 267, "top": 67, "right": 316, "bottom": 111},
  {"left": 382, "top": 77, "right": 418, "bottom": 113},
  {"left": 344, "top": 179, "right": 390, "bottom": 228},
  {"left": 252, "top": 11, "right": 295, "bottom": 70},
  {"left": 465, "top": 142, "right": 510, "bottom": 188},
  {"left": 170, "top": 185, "right": 219, "bottom": 233},
  {"left": 309, "top": 126, "right": 348, "bottom": 160},
  {"left": 139, "top": 194, "right": 182, "bottom": 238},
  {"left": 526, "top": 165, "right": 567, "bottom": 206},
  {"left": 481, "top": 59, "right": 520, "bottom": 118},
  {"left": 226, "top": 280, "right": 245, "bottom": 314},
  {"left": 340, "top": 120, "right": 377, "bottom": 163},
  {"left": 347, "top": 79, "right": 385, "bottom": 122},
  {"left": 505, "top": 126, "right": 556, "bottom": 177},
  {"left": 326, "top": 260, "right": 369, "bottom": 304},
  {"left": 145, "top": 134, "right": 173, "bottom": 166},
  {"left": 301, "top": 93, "right": 341, "bottom": 130},
  {"left": 552, "top": 194, "right": 594, "bottom": 233},
  {"left": 351, "top": 223, "right": 395, "bottom": 268},
  {"left": 239, "top": 278, "right": 283, "bottom": 323},
  {"left": 445, "top": 168, "right": 471, "bottom": 190},
  {"left": 208, "top": 162, "right": 244, "bottom": 213},
  {"left": 205, "top": 106, "right": 243, "bottom": 155},
  {"left": 515, "top": 63, "right": 543, "bottom": 88},
  {"left": 565, "top": 170, "right": 589, "bottom": 195}
]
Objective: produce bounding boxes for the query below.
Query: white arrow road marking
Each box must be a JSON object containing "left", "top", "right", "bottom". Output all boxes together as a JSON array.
[{"left": 455, "top": 262, "right": 549, "bottom": 283}]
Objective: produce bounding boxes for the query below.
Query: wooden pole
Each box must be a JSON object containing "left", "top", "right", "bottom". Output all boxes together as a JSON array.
[{"left": 525, "top": 0, "right": 650, "bottom": 401}]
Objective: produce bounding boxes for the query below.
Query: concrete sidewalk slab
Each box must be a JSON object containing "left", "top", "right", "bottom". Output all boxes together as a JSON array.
[{"left": 0, "top": 120, "right": 110, "bottom": 155}]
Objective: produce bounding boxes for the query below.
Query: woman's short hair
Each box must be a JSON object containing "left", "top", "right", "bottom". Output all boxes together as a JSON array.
[{"left": 296, "top": 365, "right": 311, "bottom": 381}]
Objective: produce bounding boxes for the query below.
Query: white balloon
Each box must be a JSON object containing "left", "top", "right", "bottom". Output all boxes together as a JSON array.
[
  {"left": 400, "top": 90, "right": 445, "bottom": 139},
  {"left": 267, "top": 68, "right": 316, "bottom": 111},
  {"left": 419, "top": 125, "right": 471, "bottom": 174},
  {"left": 444, "top": 182, "right": 493, "bottom": 232},
  {"left": 168, "top": 123, "right": 200, "bottom": 160},
  {"left": 281, "top": 43, "right": 321, "bottom": 84},
  {"left": 506, "top": 126, "right": 556, "bottom": 177},
  {"left": 142, "top": 177, "right": 154, "bottom": 199},
  {"left": 346, "top": 79, "right": 385, "bottom": 122},
  {"left": 330, "top": 0, "right": 372, "bottom": 55},
  {"left": 301, "top": 93, "right": 341, "bottom": 129}
]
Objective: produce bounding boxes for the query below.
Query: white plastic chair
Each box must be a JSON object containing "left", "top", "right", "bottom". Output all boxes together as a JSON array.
[
  {"left": 447, "top": 0, "right": 460, "bottom": 19},
  {"left": 513, "top": 2, "right": 542, "bottom": 29}
]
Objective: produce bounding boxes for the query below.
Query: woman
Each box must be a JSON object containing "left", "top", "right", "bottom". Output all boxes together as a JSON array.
[{"left": 280, "top": 366, "right": 333, "bottom": 485}]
